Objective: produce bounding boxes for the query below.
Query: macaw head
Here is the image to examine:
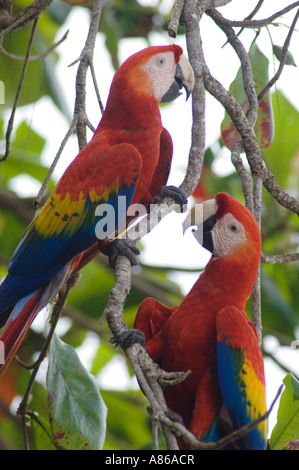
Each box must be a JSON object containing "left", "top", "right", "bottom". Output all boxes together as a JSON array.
[
  {"left": 183, "top": 192, "right": 261, "bottom": 264},
  {"left": 107, "top": 45, "right": 194, "bottom": 106}
]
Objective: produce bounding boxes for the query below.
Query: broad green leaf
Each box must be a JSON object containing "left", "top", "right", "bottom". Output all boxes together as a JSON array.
[
  {"left": 0, "top": 120, "right": 57, "bottom": 190},
  {"left": 261, "top": 268, "right": 298, "bottom": 337},
  {"left": 273, "top": 45, "right": 297, "bottom": 67},
  {"left": 47, "top": 333, "right": 107, "bottom": 450},
  {"left": 12, "top": 121, "right": 46, "bottom": 156},
  {"left": 263, "top": 91, "right": 299, "bottom": 188},
  {"left": 0, "top": 209, "right": 27, "bottom": 258},
  {"left": 221, "top": 41, "right": 274, "bottom": 150},
  {"left": 67, "top": 260, "right": 115, "bottom": 317},
  {"left": 0, "top": 0, "right": 71, "bottom": 116},
  {"left": 90, "top": 341, "right": 117, "bottom": 376},
  {"left": 101, "top": 389, "right": 152, "bottom": 450},
  {"left": 31, "top": 414, "right": 57, "bottom": 450},
  {"left": 269, "top": 374, "right": 299, "bottom": 450},
  {"left": 100, "top": 0, "right": 163, "bottom": 69}
]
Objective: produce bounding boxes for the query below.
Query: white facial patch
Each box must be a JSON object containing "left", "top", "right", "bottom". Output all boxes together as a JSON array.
[
  {"left": 142, "top": 52, "right": 176, "bottom": 102},
  {"left": 212, "top": 213, "right": 247, "bottom": 258}
]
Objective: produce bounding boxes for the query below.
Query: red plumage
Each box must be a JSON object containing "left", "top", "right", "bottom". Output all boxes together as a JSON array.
[
  {"left": 0, "top": 45, "right": 194, "bottom": 376},
  {"left": 134, "top": 193, "right": 267, "bottom": 449}
]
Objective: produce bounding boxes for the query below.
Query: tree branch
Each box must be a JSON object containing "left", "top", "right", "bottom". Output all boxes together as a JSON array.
[
  {"left": 0, "top": 29, "right": 68, "bottom": 61},
  {"left": 16, "top": 272, "right": 80, "bottom": 450},
  {"left": 179, "top": 0, "right": 206, "bottom": 196},
  {"left": 0, "top": 17, "right": 39, "bottom": 162},
  {"left": 258, "top": 7, "right": 299, "bottom": 101},
  {"left": 0, "top": 0, "right": 53, "bottom": 36},
  {"left": 34, "top": 0, "right": 104, "bottom": 206},
  {"left": 207, "top": 1, "right": 299, "bottom": 29},
  {"left": 202, "top": 65, "right": 299, "bottom": 215}
]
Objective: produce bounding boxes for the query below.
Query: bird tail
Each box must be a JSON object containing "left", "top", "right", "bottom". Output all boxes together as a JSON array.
[
  {"left": 0, "top": 288, "right": 44, "bottom": 376},
  {"left": 0, "top": 256, "right": 83, "bottom": 377}
]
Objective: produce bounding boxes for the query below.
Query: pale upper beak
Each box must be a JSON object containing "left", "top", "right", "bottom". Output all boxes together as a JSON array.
[{"left": 182, "top": 199, "right": 217, "bottom": 253}]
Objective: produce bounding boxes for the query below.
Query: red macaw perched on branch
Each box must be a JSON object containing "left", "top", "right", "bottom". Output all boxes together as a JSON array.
[
  {"left": 134, "top": 193, "right": 267, "bottom": 450},
  {"left": 0, "top": 45, "right": 194, "bottom": 376}
]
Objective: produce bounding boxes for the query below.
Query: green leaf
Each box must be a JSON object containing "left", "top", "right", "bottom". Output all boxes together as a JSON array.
[
  {"left": 31, "top": 414, "right": 57, "bottom": 450},
  {"left": 263, "top": 91, "right": 299, "bottom": 188},
  {"left": 100, "top": 0, "right": 161, "bottom": 69},
  {"left": 101, "top": 389, "right": 153, "bottom": 450},
  {"left": 261, "top": 268, "right": 298, "bottom": 337},
  {"left": 269, "top": 374, "right": 299, "bottom": 450},
  {"left": 0, "top": 1, "right": 71, "bottom": 116},
  {"left": 47, "top": 334, "right": 107, "bottom": 450},
  {"left": 273, "top": 45, "right": 297, "bottom": 67},
  {"left": 221, "top": 41, "right": 274, "bottom": 150},
  {"left": 0, "top": 120, "right": 56, "bottom": 189}
]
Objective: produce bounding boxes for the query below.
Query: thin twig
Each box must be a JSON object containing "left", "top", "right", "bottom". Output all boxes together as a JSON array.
[
  {"left": 0, "top": 29, "right": 68, "bottom": 61},
  {"left": 206, "top": 9, "right": 259, "bottom": 127},
  {"left": 90, "top": 61, "right": 105, "bottom": 114},
  {"left": 71, "top": 0, "right": 103, "bottom": 151},
  {"left": 34, "top": 0, "right": 103, "bottom": 205},
  {"left": 233, "top": 0, "right": 264, "bottom": 41},
  {"left": 179, "top": 0, "right": 206, "bottom": 197},
  {"left": 261, "top": 252, "right": 299, "bottom": 264},
  {"left": 207, "top": 1, "right": 299, "bottom": 29},
  {"left": 0, "top": 17, "right": 39, "bottom": 162},
  {"left": 34, "top": 121, "right": 76, "bottom": 208},
  {"left": 202, "top": 65, "right": 299, "bottom": 215},
  {"left": 159, "top": 383, "right": 283, "bottom": 450},
  {"left": 252, "top": 174, "right": 263, "bottom": 342},
  {"left": 16, "top": 273, "right": 80, "bottom": 449},
  {"left": 168, "top": 0, "right": 185, "bottom": 38},
  {"left": 258, "top": 7, "right": 299, "bottom": 101},
  {"left": 0, "top": 0, "right": 53, "bottom": 38}
]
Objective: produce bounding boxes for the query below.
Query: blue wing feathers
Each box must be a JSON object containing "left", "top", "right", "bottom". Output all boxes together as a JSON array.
[
  {"left": 0, "top": 185, "right": 136, "bottom": 319},
  {"left": 217, "top": 341, "right": 266, "bottom": 450}
]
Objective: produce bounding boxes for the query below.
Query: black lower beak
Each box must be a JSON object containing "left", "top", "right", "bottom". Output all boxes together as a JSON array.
[
  {"left": 160, "top": 79, "right": 182, "bottom": 103},
  {"left": 160, "top": 63, "right": 191, "bottom": 104},
  {"left": 202, "top": 214, "right": 217, "bottom": 253}
]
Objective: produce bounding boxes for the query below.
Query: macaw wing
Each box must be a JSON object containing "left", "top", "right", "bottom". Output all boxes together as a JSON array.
[
  {"left": 134, "top": 297, "right": 174, "bottom": 362},
  {"left": 216, "top": 306, "right": 267, "bottom": 450},
  {"left": 138, "top": 128, "right": 173, "bottom": 209},
  {"left": 0, "top": 141, "right": 142, "bottom": 315}
]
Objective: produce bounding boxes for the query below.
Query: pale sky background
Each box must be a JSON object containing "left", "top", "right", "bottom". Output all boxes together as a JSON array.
[{"left": 4, "top": 0, "right": 299, "bottom": 436}]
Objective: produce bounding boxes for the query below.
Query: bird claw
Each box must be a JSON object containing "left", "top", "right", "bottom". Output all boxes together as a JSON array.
[
  {"left": 165, "top": 409, "right": 184, "bottom": 424},
  {"left": 105, "top": 238, "right": 140, "bottom": 268},
  {"left": 156, "top": 185, "right": 187, "bottom": 211},
  {"left": 110, "top": 328, "right": 146, "bottom": 350},
  {"left": 164, "top": 410, "right": 183, "bottom": 437}
]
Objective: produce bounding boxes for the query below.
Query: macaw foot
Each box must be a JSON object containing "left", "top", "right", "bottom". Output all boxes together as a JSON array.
[
  {"left": 165, "top": 410, "right": 184, "bottom": 424},
  {"left": 146, "top": 405, "right": 183, "bottom": 437},
  {"left": 156, "top": 185, "right": 187, "bottom": 211},
  {"left": 105, "top": 238, "right": 140, "bottom": 268},
  {"left": 165, "top": 410, "right": 184, "bottom": 437},
  {"left": 110, "top": 328, "right": 146, "bottom": 349}
]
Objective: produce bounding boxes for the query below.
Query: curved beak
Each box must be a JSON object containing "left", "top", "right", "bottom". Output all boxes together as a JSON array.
[
  {"left": 182, "top": 199, "right": 217, "bottom": 253},
  {"left": 161, "top": 54, "right": 195, "bottom": 103}
]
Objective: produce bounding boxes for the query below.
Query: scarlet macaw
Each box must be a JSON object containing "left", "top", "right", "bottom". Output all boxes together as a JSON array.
[
  {"left": 134, "top": 192, "right": 267, "bottom": 449},
  {"left": 0, "top": 45, "right": 194, "bottom": 375}
]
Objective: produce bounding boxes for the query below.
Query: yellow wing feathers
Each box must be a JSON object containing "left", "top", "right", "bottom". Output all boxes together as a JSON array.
[{"left": 34, "top": 179, "right": 121, "bottom": 239}]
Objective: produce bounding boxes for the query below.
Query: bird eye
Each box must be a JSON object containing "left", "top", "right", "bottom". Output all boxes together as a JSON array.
[
  {"left": 230, "top": 224, "right": 237, "bottom": 232},
  {"left": 158, "top": 57, "right": 165, "bottom": 66}
]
